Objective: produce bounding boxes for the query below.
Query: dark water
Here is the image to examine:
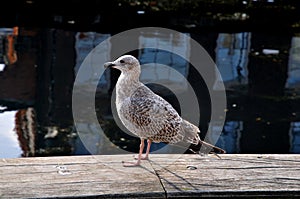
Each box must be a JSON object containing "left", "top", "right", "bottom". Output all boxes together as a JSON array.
[{"left": 0, "top": 27, "right": 300, "bottom": 158}]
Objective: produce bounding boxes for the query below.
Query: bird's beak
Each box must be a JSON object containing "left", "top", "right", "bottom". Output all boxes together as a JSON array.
[{"left": 104, "top": 62, "right": 116, "bottom": 69}]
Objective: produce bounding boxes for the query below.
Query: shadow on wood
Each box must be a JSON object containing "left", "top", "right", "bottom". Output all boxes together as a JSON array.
[{"left": 0, "top": 154, "right": 300, "bottom": 198}]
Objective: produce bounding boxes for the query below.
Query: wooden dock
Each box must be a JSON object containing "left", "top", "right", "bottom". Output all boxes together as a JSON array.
[{"left": 1, "top": 154, "right": 300, "bottom": 198}]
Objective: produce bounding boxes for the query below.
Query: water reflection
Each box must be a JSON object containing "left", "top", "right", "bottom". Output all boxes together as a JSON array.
[
  {"left": 15, "top": 108, "right": 36, "bottom": 157},
  {"left": 0, "top": 26, "right": 300, "bottom": 158},
  {"left": 215, "top": 33, "right": 250, "bottom": 85},
  {"left": 216, "top": 121, "right": 242, "bottom": 154},
  {"left": 290, "top": 122, "right": 300, "bottom": 153},
  {"left": 0, "top": 109, "right": 22, "bottom": 158},
  {"left": 287, "top": 36, "right": 300, "bottom": 87}
]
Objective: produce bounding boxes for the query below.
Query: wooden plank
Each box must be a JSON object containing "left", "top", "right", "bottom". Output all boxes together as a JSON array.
[
  {"left": 0, "top": 154, "right": 300, "bottom": 198},
  {"left": 150, "top": 154, "right": 300, "bottom": 197},
  {"left": 0, "top": 155, "right": 165, "bottom": 199}
]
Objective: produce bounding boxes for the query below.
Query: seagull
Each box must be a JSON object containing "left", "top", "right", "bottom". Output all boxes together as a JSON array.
[{"left": 104, "top": 55, "right": 225, "bottom": 166}]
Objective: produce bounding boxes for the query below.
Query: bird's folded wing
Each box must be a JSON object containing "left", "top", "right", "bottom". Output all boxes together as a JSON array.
[{"left": 119, "top": 86, "right": 183, "bottom": 142}]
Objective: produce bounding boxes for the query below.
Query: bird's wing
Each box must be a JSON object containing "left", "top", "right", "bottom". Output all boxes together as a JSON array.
[{"left": 120, "top": 85, "right": 184, "bottom": 143}]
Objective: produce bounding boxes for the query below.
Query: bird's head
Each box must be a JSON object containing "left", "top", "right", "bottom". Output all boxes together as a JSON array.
[{"left": 104, "top": 55, "right": 141, "bottom": 74}]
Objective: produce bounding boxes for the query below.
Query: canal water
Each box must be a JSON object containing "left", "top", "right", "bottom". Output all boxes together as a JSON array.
[{"left": 0, "top": 27, "right": 299, "bottom": 158}]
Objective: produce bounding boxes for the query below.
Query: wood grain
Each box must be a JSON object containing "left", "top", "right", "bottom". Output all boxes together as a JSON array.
[
  {"left": 0, "top": 154, "right": 299, "bottom": 198},
  {"left": 150, "top": 154, "right": 300, "bottom": 197}
]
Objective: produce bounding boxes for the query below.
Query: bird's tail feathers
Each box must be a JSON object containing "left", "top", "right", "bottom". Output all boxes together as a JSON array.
[
  {"left": 197, "top": 139, "right": 226, "bottom": 154},
  {"left": 182, "top": 119, "right": 226, "bottom": 154}
]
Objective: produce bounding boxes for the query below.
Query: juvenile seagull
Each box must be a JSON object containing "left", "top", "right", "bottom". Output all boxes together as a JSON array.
[{"left": 104, "top": 55, "right": 225, "bottom": 166}]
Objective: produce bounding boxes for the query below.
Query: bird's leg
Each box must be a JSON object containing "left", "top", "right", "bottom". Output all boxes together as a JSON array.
[
  {"left": 134, "top": 139, "right": 152, "bottom": 160},
  {"left": 122, "top": 138, "right": 145, "bottom": 167},
  {"left": 141, "top": 139, "right": 152, "bottom": 160}
]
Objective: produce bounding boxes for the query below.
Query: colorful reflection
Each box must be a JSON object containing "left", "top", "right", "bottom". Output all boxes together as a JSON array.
[{"left": 0, "top": 27, "right": 300, "bottom": 158}]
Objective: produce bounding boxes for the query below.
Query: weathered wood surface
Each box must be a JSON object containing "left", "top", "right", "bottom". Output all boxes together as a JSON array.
[
  {"left": 151, "top": 154, "right": 300, "bottom": 198},
  {"left": 0, "top": 154, "right": 300, "bottom": 198}
]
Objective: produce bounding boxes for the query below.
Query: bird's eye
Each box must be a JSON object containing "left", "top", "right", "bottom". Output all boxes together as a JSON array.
[{"left": 120, "top": 60, "right": 125, "bottom": 64}]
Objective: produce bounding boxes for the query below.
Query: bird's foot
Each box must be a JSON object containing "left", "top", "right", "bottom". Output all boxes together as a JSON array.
[
  {"left": 122, "top": 161, "right": 141, "bottom": 167},
  {"left": 134, "top": 155, "right": 149, "bottom": 160}
]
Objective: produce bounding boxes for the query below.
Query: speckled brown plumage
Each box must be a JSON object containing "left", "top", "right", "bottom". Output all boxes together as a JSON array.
[
  {"left": 104, "top": 55, "right": 225, "bottom": 166},
  {"left": 120, "top": 85, "right": 184, "bottom": 144}
]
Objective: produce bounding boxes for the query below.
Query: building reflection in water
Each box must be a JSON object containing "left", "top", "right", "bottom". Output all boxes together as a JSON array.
[
  {"left": 217, "top": 32, "right": 300, "bottom": 153},
  {"left": 216, "top": 121, "right": 242, "bottom": 154},
  {"left": 289, "top": 122, "right": 300, "bottom": 153},
  {"left": 287, "top": 36, "right": 300, "bottom": 153},
  {"left": 215, "top": 32, "right": 250, "bottom": 86},
  {"left": 15, "top": 108, "right": 36, "bottom": 157},
  {"left": 0, "top": 109, "right": 21, "bottom": 158},
  {"left": 0, "top": 27, "right": 300, "bottom": 158},
  {"left": 287, "top": 36, "right": 300, "bottom": 88}
]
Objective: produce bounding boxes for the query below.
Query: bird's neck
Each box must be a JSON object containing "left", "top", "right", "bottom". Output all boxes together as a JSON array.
[{"left": 116, "top": 72, "right": 141, "bottom": 104}]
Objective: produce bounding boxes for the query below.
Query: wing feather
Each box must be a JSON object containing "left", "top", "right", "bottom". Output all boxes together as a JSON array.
[{"left": 119, "top": 86, "right": 183, "bottom": 143}]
